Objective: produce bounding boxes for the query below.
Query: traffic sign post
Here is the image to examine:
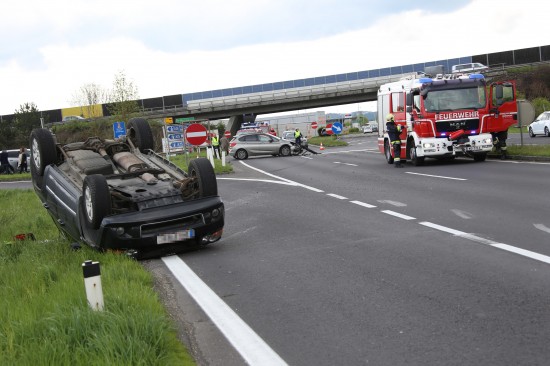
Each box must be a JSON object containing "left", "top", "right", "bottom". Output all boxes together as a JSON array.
[
  {"left": 113, "top": 121, "right": 127, "bottom": 139},
  {"left": 325, "top": 123, "right": 334, "bottom": 135},
  {"left": 331, "top": 122, "right": 343, "bottom": 135},
  {"left": 185, "top": 123, "right": 208, "bottom": 146}
]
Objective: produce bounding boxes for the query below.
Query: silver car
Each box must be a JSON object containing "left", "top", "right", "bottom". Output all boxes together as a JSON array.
[{"left": 229, "top": 133, "right": 295, "bottom": 160}]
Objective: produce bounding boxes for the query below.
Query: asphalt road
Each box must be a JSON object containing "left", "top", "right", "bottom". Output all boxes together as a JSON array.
[{"left": 150, "top": 134, "right": 550, "bottom": 366}]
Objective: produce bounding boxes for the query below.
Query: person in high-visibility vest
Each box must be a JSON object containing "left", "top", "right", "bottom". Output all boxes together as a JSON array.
[{"left": 211, "top": 134, "right": 221, "bottom": 158}]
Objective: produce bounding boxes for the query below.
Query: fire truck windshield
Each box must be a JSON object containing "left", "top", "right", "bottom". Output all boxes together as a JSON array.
[{"left": 424, "top": 85, "right": 486, "bottom": 112}]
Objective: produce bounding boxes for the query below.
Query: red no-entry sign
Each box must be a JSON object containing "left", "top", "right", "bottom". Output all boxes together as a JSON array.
[
  {"left": 311, "top": 122, "right": 318, "bottom": 129},
  {"left": 325, "top": 123, "right": 334, "bottom": 135},
  {"left": 224, "top": 130, "right": 231, "bottom": 138},
  {"left": 185, "top": 123, "right": 208, "bottom": 146}
]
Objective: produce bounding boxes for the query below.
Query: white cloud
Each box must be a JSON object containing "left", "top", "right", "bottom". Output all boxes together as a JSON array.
[{"left": 1, "top": 0, "right": 548, "bottom": 115}]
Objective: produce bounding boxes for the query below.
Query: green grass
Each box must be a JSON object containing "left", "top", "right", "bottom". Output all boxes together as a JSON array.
[
  {"left": 0, "top": 190, "right": 195, "bottom": 365},
  {"left": 0, "top": 172, "right": 31, "bottom": 182},
  {"left": 309, "top": 136, "right": 348, "bottom": 147},
  {"left": 506, "top": 145, "right": 550, "bottom": 157}
]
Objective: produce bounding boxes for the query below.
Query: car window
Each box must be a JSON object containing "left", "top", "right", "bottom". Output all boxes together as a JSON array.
[
  {"left": 258, "top": 135, "right": 272, "bottom": 143},
  {"left": 241, "top": 134, "right": 259, "bottom": 142}
]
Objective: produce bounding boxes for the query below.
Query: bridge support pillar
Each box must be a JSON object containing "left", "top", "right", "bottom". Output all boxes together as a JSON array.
[{"left": 227, "top": 115, "right": 244, "bottom": 136}]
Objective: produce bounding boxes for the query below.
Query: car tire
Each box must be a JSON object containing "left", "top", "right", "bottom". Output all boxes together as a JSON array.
[
  {"left": 188, "top": 158, "right": 218, "bottom": 197},
  {"left": 279, "top": 145, "right": 291, "bottom": 157},
  {"left": 384, "top": 140, "right": 394, "bottom": 164},
  {"left": 128, "top": 118, "right": 154, "bottom": 152},
  {"left": 235, "top": 149, "right": 248, "bottom": 160},
  {"left": 529, "top": 127, "right": 535, "bottom": 138},
  {"left": 83, "top": 175, "right": 112, "bottom": 230},
  {"left": 473, "top": 152, "right": 487, "bottom": 162},
  {"left": 29, "top": 129, "right": 58, "bottom": 187},
  {"left": 545, "top": 127, "right": 550, "bottom": 137}
]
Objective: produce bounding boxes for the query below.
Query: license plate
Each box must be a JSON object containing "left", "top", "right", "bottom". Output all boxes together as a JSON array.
[{"left": 157, "top": 229, "right": 195, "bottom": 244}]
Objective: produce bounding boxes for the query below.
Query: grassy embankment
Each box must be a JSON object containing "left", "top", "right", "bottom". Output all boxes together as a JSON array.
[{"left": 0, "top": 189, "right": 195, "bottom": 365}]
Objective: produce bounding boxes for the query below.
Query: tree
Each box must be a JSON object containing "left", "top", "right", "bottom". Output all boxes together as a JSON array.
[
  {"left": 70, "top": 83, "right": 108, "bottom": 119},
  {"left": 12, "top": 103, "right": 41, "bottom": 147},
  {"left": 106, "top": 71, "right": 140, "bottom": 123}
]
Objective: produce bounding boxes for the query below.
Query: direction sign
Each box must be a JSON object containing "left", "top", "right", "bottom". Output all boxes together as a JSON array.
[
  {"left": 311, "top": 122, "right": 318, "bottom": 129},
  {"left": 169, "top": 141, "right": 184, "bottom": 148},
  {"left": 185, "top": 123, "right": 208, "bottom": 146},
  {"left": 167, "top": 133, "right": 183, "bottom": 140},
  {"left": 176, "top": 117, "right": 195, "bottom": 123},
  {"left": 166, "top": 125, "right": 183, "bottom": 133},
  {"left": 113, "top": 121, "right": 126, "bottom": 139},
  {"left": 325, "top": 123, "right": 334, "bottom": 135},
  {"left": 224, "top": 130, "right": 231, "bottom": 138},
  {"left": 331, "top": 122, "right": 343, "bottom": 135}
]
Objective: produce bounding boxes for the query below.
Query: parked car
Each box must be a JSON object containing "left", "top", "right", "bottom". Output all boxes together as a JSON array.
[
  {"left": 362, "top": 125, "right": 373, "bottom": 133},
  {"left": 369, "top": 123, "right": 379, "bottom": 132},
  {"left": 62, "top": 115, "right": 86, "bottom": 122},
  {"left": 229, "top": 132, "right": 296, "bottom": 160},
  {"left": 451, "top": 63, "right": 488, "bottom": 74},
  {"left": 528, "top": 111, "right": 550, "bottom": 137},
  {"left": 6, "top": 149, "right": 30, "bottom": 172},
  {"left": 29, "top": 118, "right": 224, "bottom": 259},
  {"left": 281, "top": 130, "right": 308, "bottom": 148}
]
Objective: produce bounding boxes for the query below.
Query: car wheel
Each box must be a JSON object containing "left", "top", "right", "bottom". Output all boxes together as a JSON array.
[
  {"left": 529, "top": 127, "right": 535, "bottom": 138},
  {"left": 236, "top": 149, "right": 248, "bottom": 160},
  {"left": 473, "top": 152, "right": 487, "bottom": 162},
  {"left": 545, "top": 127, "right": 550, "bottom": 137},
  {"left": 279, "top": 145, "right": 291, "bottom": 157},
  {"left": 409, "top": 145, "right": 424, "bottom": 166},
  {"left": 83, "top": 175, "right": 111, "bottom": 230},
  {"left": 188, "top": 158, "right": 218, "bottom": 197},
  {"left": 384, "top": 140, "right": 394, "bottom": 164},
  {"left": 29, "top": 129, "right": 58, "bottom": 187},
  {"left": 128, "top": 118, "right": 154, "bottom": 152}
]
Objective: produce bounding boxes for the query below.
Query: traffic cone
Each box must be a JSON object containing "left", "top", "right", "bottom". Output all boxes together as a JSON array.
[{"left": 319, "top": 142, "right": 325, "bottom": 151}]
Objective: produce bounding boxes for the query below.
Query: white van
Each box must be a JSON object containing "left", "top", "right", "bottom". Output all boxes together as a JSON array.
[{"left": 451, "top": 62, "right": 488, "bottom": 73}]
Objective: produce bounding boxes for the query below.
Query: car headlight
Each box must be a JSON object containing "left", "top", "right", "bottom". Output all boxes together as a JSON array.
[
  {"left": 482, "top": 138, "right": 492, "bottom": 144},
  {"left": 423, "top": 142, "right": 435, "bottom": 148}
]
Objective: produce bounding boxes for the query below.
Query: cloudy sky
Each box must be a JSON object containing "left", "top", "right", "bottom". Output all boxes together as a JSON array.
[{"left": 0, "top": 0, "right": 548, "bottom": 116}]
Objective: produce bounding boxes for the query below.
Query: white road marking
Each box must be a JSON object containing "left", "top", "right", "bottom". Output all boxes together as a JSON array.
[
  {"left": 162, "top": 256, "right": 288, "bottom": 366},
  {"left": 381, "top": 210, "right": 416, "bottom": 220},
  {"left": 405, "top": 172, "right": 467, "bottom": 181},
  {"left": 239, "top": 161, "right": 324, "bottom": 193},
  {"left": 320, "top": 149, "right": 371, "bottom": 155},
  {"left": 217, "top": 178, "right": 297, "bottom": 186},
  {"left": 534, "top": 224, "right": 550, "bottom": 234},
  {"left": 327, "top": 193, "right": 348, "bottom": 200},
  {"left": 333, "top": 162, "right": 358, "bottom": 167},
  {"left": 491, "top": 244, "right": 550, "bottom": 264},
  {"left": 451, "top": 209, "right": 473, "bottom": 219},
  {"left": 378, "top": 200, "right": 407, "bottom": 207},
  {"left": 350, "top": 200, "right": 377, "bottom": 208}
]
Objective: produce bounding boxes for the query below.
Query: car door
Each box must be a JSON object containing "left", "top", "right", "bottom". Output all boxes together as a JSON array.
[
  {"left": 257, "top": 134, "right": 277, "bottom": 155},
  {"left": 241, "top": 134, "right": 260, "bottom": 155}
]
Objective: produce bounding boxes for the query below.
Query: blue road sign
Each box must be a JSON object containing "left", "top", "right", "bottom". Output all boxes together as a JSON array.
[
  {"left": 332, "top": 122, "right": 343, "bottom": 135},
  {"left": 113, "top": 121, "right": 127, "bottom": 139},
  {"left": 167, "top": 133, "right": 183, "bottom": 140},
  {"left": 169, "top": 141, "right": 184, "bottom": 148},
  {"left": 166, "top": 125, "right": 183, "bottom": 133}
]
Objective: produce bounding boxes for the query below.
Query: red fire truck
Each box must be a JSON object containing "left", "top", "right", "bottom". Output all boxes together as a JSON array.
[{"left": 377, "top": 72, "right": 517, "bottom": 165}]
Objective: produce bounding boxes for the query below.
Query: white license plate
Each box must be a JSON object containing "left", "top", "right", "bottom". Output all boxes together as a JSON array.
[{"left": 157, "top": 229, "right": 195, "bottom": 244}]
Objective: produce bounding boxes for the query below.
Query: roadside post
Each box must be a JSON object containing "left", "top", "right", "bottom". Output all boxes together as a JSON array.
[
  {"left": 517, "top": 100, "right": 535, "bottom": 147},
  {"left": 82, "top": 260, "right": 104, "bottom": 311}
]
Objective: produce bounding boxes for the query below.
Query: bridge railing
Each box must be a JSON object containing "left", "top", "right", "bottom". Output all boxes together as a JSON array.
[{"left": 185, "top": 73, "right": 418, "bottom": 112}]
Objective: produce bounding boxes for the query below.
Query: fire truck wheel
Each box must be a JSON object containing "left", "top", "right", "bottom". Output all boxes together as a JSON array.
[
  {"left": 384, "top": 141, "right": 394, "bottom": 164},
  {"left": 409, "top": 145, "right": 424, "bottom": 166},
  {"left": 473, "top": 153, "right": 487, "bottom": 162}
]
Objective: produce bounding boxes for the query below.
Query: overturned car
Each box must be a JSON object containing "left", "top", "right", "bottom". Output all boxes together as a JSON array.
[{"left": 30, "top": 118, "right": 224, "bottom": 259}]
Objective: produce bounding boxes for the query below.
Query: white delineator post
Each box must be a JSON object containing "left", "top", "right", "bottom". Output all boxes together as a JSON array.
[
  {"left": 221, "top": 151, "right": 226, "bottom": 166},
  {"left": 82, "top": 260, "right": 104, "bottom": 311}
]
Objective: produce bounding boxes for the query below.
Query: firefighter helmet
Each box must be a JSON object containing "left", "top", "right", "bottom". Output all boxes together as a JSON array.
[{"left": 386, "top": 113, "right": 395, "bottom": 122}]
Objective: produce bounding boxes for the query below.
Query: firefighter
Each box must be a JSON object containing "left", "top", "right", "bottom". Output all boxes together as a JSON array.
[
  {"left": 491, "top": 131, "right": 508, "bottom": 160},
  {"left": 386, "top": 113, "right": 404, "bottom": 168},
  {"left": 294, "top": 128, "right": 303, "bottom": 146},
  {"left": 211, "top": 134, "right": 221, "bottom": 159}
]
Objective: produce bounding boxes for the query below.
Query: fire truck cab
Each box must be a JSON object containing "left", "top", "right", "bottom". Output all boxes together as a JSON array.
[{"left": 377, "top": 72, "right": 517, "bottom": 165}]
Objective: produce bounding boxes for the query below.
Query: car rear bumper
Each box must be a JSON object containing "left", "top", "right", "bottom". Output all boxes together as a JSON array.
[{"left": 91, "top": 196, "right": 224, "bottom": 252}]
